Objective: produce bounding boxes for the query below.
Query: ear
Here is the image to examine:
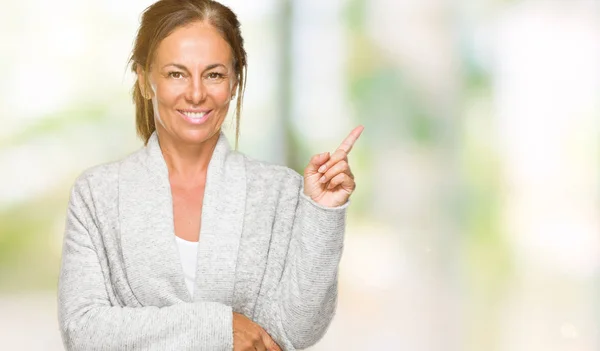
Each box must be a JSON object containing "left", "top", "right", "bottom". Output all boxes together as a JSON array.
[{"left": 136, "top": 65, "right": 152, "bottom": 100}]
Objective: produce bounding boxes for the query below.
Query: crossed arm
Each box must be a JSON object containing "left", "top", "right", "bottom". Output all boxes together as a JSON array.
[{"left": 58, "top": 177, "right": 347, "bottom": 351}]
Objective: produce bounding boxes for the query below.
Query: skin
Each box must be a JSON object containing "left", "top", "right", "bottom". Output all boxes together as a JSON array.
[
  {"left": 136, "top": 19, "right": 363, "bottom": 351},
  {"left": 303, "top": 125, "right": 364, "bottom": 207},
  {"left": 137, "top": 21, "right": 236, "bottom": 244}
]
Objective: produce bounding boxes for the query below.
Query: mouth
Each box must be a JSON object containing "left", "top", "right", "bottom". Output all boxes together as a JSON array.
[{"left": 177, "top": 109, "right": 212, "bottom": 125}]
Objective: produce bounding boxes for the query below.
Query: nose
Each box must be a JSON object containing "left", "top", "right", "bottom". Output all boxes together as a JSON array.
[{"left": 185, "top": 75, "right": 206, "bottom": 105}]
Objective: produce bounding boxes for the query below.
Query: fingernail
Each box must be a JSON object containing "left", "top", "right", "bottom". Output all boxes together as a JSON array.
[
  {"left": 319, "top": 175, "right": 327, "bottom": 183},
  {"left": 318, "top": 165, "right": 327, "bottom": 173}
]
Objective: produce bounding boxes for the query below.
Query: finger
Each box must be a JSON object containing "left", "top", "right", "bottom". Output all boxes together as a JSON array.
[
  {"left": 305, "top": 152, "right": 331, "bottom": 176},
  {"left": 318, "top": 160, "right": 350, "bottom": 184},
  {"left": 261, "top": 331, "right": 282, "bottom": 351},
  {"left": 336, "top": 125, "right": 364, "bottom": 154},
  {"left": 317, "top": 148, "right": 347, "bottom": 174},
  {"left": 327, "top": 172, "right": 355, "bottom": 192},
  {"left": 317, "top": 130, "right": 360, "bottom": 174}
]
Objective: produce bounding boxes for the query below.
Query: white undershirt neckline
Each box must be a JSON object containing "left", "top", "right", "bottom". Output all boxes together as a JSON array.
[{"left": 175, "top": 236, "right": 199, "bottom": 297}]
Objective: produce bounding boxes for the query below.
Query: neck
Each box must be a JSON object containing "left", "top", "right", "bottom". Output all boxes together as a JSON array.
[{"left": 156, "top": 130, "right": 220, "bottom": 184}]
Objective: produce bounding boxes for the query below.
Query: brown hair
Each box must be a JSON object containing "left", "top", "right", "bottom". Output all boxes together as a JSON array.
[{"left": 129, "top": 0, "right": 247, "bottom": 148}]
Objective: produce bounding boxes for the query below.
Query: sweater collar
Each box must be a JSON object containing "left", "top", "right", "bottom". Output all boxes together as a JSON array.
[
  {"left": 144, "top": 130, "right": 231, "bottom": 180},
  {"left": 118, "top": 129, "right": 245, "bottom": 306}
]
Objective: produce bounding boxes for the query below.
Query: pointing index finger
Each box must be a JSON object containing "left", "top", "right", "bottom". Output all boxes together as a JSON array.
[{"left": 337, "top": 125, "right": 364, "bottom": 154}]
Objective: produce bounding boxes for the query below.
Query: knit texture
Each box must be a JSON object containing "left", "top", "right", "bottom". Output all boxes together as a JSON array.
[{"left": 58, "top": 131, "right": 348, "bottom": 350}]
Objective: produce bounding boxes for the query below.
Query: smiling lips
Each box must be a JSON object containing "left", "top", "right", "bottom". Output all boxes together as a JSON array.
[{"left": 178, "top": 109, "right": 211, "bottom": 124}]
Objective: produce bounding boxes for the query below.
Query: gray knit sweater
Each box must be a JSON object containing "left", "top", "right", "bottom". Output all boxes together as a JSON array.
[{"left": 57, "top": 131, "right": 348, "bottom": 350}]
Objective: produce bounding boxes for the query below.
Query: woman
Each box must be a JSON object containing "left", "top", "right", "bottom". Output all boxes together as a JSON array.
[{"left": 57, "top": 0, "right": 363, "bottom": 350}]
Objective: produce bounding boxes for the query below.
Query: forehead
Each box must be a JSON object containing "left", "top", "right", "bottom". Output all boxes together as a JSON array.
[{"left": 154, "top": 21, "right": 233, "bottom": 68}]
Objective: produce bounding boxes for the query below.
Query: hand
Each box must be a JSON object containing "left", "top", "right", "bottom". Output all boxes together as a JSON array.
[
  {"left": 303, "top": 125, "right": 364, "bottom": 208},
  {"left": 233, "top": 312, "right": 282, "bottom": 351}
]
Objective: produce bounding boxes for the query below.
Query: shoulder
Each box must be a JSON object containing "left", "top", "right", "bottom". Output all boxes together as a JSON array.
[
  {"left": 70, "top": 147, "right": 144, "bottom": 198},
  {"left": 237, "top": 152, "right": 304, "bottom": 205},
  {"left": 238, "top": 153, "right": 305, "bottom": 215},
  {"left": 240, "top": 153, "right": 303, "bottom": 190}
]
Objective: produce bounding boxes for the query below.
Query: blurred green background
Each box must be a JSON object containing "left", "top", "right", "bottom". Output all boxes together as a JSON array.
[{"left": 1, "top": 0, "right": 599, "bottom": 350}]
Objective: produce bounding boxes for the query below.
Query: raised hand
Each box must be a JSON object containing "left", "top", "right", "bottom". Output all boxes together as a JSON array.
[
  {"left": 233, "top": 312, "right": 282, "bottom": 351},
  {"left": 303, "top": 126, "right": 364, "bottom": 208}
]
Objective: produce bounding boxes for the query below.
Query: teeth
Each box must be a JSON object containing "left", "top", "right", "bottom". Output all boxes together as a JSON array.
[{"left": 182, "top": 111, "right": 207, "bottom": 119}]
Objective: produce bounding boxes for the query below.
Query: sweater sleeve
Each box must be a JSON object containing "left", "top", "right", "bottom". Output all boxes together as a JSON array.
[
  {"left": 58, "top": 180, "right": 233, "bottom": 351},
  {"left": 253, "top": 179, "right": 349, "bottom": 350}
]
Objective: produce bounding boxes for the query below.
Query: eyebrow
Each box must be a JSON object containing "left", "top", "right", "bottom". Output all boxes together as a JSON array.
[{"left": 162, "top": 63, "right": 227, "bottom": 72}]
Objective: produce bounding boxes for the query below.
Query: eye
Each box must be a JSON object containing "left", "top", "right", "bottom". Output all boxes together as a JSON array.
[
  {"left": 207, "top": 72, "right": 225, "bottom": 80},
  {"left": 168, "top": 71, "right": 184, "bottom": 79}
]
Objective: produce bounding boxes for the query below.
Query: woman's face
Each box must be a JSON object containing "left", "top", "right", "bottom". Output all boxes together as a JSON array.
[{"left": 140, "top": 21, "right": 237, "bottom": 146}]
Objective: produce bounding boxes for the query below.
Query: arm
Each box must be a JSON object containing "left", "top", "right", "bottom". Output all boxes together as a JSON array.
[
  {"left": 253, "top": 182, "right": 348, "bottom": 350},
  {"left": 58, "top": 180, "right": 233, "bottom": 351},
  {"left": 253, "top": 125, "right": 363, "bottom": 350}
]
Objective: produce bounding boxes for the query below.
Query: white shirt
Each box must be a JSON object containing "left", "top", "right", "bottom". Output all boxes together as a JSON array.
[{"left": 175, "top": 236, "right": 199, "bottom": 297}]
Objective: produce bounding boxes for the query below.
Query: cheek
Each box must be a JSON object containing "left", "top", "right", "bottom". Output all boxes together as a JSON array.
[
  {"left": 207, "top": 84, "right": 232, "bottom": 105},
  {"left": 154, "top": 81, "right": 186, "bottom": 105}
]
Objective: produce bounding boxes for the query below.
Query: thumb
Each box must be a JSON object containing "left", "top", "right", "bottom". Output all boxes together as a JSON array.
[{"left": 304, "top": 152, "right": 330, "bottom": 176}]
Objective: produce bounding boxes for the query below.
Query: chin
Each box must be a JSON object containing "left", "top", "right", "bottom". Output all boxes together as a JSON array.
[{"left": 178, "top": 127, "right": 220, "bottom": 145}]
